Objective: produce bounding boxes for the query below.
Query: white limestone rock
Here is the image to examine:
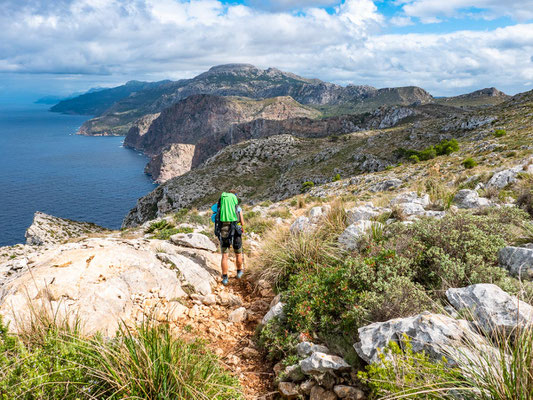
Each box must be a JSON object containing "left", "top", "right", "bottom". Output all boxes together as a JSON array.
[
  {"left": 446, "top": 284, "right": 533, "bottom": 335},
  {"left": 300, "top": 352, "right": 350, "bottom": 375},
  {"left": 453, "top": 189, "right": 491, "bottom": 209},
  {"left": 498, "top": 246, "right": 533, "bottom": 280},
  {"left": 355, "top": 312, "right": 489, "bottom": 365},
  {"left": 170, "top": 233, "right": 217, "bottom": 252}
]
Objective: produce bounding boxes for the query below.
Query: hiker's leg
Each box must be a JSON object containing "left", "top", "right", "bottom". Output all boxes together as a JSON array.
[
  {"left": 221, "top": 252, "right": 229, "bottom": 275},
  {"left": 235, "top": 253, "right": 243, "bottom": 270}
]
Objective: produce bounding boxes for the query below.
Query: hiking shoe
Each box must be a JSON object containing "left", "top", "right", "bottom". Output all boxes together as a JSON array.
[
  {"left": 222, "top": 276, "right": 229, "bottom": 286},
  {"left": 236, "top": 270, "right": 244, "bottom": 279}
]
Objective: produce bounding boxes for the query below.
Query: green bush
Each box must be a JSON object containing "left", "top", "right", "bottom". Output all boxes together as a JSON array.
[
  {"left": 245, "top": 211, "right": 275, "bottom": 235},
  {"left": 434, "top": 138, "right": 459, "bottom": 156},
  {"left": 382, "top": 207, "right": 530, "bottom": 295},
  {"left": 359, "top": 335, "right": 463, "bottom": 399},
  {"left": 301, "top": 181, "right": 315, "bottom": 193},
  {"left": 493, "top": 129, "right": 506, "bottom": 137},
  {"left": 399, "top": 139, "right": 459, "bottom": 163},
  {"left": 145, "top": 219, "right": 174, "bottom": 233},
  {"left": 462, "top": 157, "right": 477, "bottom": 169},
  {"left": 333, "top": 173, "right": 341, "bottom": 182}
]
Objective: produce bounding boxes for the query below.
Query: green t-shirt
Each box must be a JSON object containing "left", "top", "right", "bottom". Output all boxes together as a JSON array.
[{"left": 219, "top": 192, "right": 239, "bottom": 222}]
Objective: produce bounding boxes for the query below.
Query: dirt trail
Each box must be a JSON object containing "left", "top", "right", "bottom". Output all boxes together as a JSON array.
[{"left": 172, "top": 269, "right": 276, "bottom": 399}]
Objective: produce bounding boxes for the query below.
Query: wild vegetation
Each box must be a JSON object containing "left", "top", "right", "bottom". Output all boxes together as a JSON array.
[
  {"left": 0, "top": 314, "right": 242, "bottom": 399},
  {"left": 256, "top": 205, "right": 533, "bottom": 372}
]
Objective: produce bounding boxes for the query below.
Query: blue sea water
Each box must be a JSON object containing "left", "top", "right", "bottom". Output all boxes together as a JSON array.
[{"left": 0, "top": 103, "right": 157, "bottom": 247}]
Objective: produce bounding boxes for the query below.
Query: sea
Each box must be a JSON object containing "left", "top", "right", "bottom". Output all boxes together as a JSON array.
[{"left": 0, "top": 103, "right": 157, "bottom": 247}]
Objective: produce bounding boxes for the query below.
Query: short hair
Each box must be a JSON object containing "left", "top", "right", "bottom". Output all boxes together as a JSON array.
[{"left": 228, "top": 189, "right": 237, "bottom": 194}]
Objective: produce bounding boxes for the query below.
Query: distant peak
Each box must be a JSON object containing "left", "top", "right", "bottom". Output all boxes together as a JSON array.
[{"left": 207, "top": 64, "right": 259, "bottom": 73}]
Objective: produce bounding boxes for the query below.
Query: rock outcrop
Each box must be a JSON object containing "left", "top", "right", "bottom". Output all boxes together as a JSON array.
[
  {"left": 0, "top": 235, "right": 226, "bottom": 335},
  {"left": 498, "top": 245, "right": 533, "bottom": 280},
  {"left": 446, "top": 283, "right": 533, "bottom": 335},
  {"left": 25, "top": 211, "right": 108, "bottom": 246},
  {"left": 355, "top": 312, "right": 489, "bottom": 365}
]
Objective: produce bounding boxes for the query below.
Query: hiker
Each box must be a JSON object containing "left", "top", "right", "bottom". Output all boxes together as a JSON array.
[{"left": 212, "top": 190, "right": 245, "bottom": 286}]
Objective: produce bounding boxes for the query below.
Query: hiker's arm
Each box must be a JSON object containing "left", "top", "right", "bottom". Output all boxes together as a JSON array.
[{"left": 239, "top": 211, "right": 245, "bottom": 230}]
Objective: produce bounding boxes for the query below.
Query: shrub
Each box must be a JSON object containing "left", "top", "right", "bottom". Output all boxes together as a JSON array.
[
  {"left": 382, "top": 207, "right": 530, "bottom": 295},
  {"left": 145, "top": 219, "right": 174, "bottom": 233},
  {"left": 462, "top": 157, "right": 477, "bottom": 169},
  {"left": 409, "top": 154, "right": 420, "bottom": 163},
  {"left": 493, "top": 129, "right": 506, "bottom": 137},
  {"left": 268, "top": 208, "right": 292, "bottom": 219},
  {"left": 399, "top": 139, "right": 459, "bottom": 163},
  {"left": 245, "top": 211, "right": 275, "bottom": 235},
  {"left": 333, "top": 173, "right": 341, "bottom": 182},
  {"left": 301, "top": 181, "right": 315, "bottom": 193},
  {"left": 359, "top": 335, "right": 464, "bottom": 399},
  {"left": 517, "top": 189, "right": 533, "bottom": 218},
  {"left": 434, "top": 138, "right": 459, "bottom": 156}
]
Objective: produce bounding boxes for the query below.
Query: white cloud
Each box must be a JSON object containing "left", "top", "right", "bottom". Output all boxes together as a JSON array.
[
  {"left": 249, "top": 0, "right": 338, "bottom": 11},
  {"left": 401, "top": 0, "right": 533, "bottom": 22},
  {"left": 0, "top": 0, "right": 532, "bottom": 96}
]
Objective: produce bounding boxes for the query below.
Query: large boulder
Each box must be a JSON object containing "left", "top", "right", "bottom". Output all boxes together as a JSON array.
[
  {"left": 355, "top": 312, "right": 488, "bottom": 365},
  {"left": 390, "top": 192, "right": 430, "bottom": 207},
  {"left": 338, "top": 221, "right": 381, "bottom": 251},
  {"left": 487, "top": 166, "right": 523, "bottom": 189},
  {"left": 170, "top": 232, "right": 217, "bottom": 252},
  {"left": 290, "top": 216, "right": 312, "bottom": 234},
  {"left": 0, "top": 238, "right": 188, "bottom": 335},
  {"left": 498, "top": 246, "right": 533, "bottom": 280},
  {"left": 25, "top": 212, "right": 107, "bottom": 246},
  {"left": 262, "top": 301, "right": 285, "bottom": 324},
  {"left": 446, "top": 284, "right": 533, "bottom": 335},
  {"left": 346, "top": 205, "right": 380, "bottom": 224},
  {"left": 453, "top": 189, "right": 490, "bottom": 209},
  {"left": 157, "top": 252, "right": 215, "bottom": 295}
]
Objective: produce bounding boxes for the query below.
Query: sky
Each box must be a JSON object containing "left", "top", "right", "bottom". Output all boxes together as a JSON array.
[{"left": 0, "top": 0, "right": 532, "bottom": 102}]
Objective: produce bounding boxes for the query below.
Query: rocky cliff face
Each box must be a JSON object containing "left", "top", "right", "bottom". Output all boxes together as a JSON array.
[
  {"left": 145, "top": 143, "right": 196, "bottom": 183},
  {"left": 69, "top": 64, "right": 433, "bottom": 136}
]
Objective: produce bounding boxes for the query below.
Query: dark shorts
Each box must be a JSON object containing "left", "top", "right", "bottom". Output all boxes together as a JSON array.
[{"left": 220, "top": 222, "right": 242, "bottom": 254}]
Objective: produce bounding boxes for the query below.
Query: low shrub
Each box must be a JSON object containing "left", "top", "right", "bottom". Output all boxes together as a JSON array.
[
  {"left": 517, "top": 189, "right": 533, "bottom": 218},
  {"left": 268, "top": 208, "right": 292, "bottom": 220},
  {"left": 245, "top": 211, "right": 274, "bottom": 235},
  {"left": 493, "top": 129, "right": 507, "bottom": 137},
  {"left": 462, "top": 157, "right": 478, "bottom": 169},
  {"left": 399, "top": 139, "right": 459, "bottom": 163},
  {"left": 359, "top": 335, "right": 464, "bottom": 399},
  {"left": 301, "top": 181, "right": 315, "bottom": 193},
  {"left": 145, "top": 219, "right": 173, "bottom": 233},
  {"left": 333, "top": 173, "right": 341, "bottom": 181}
]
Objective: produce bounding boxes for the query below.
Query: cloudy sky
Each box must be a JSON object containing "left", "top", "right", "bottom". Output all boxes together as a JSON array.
[{"left": 1, "top": 0, "right": 532, "bottom": 101}]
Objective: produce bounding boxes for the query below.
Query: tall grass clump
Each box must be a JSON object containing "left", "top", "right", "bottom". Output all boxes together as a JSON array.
[
  {"left": 0, "top": 302, "right": 242, "bottom": 399},
  {"left": 92, "top": 321, "right": 242, "bottom": 399}
]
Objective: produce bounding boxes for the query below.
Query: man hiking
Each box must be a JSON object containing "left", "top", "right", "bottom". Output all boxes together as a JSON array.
[{"left": 212, "top": 190, "right": 245, "bottom": 286}]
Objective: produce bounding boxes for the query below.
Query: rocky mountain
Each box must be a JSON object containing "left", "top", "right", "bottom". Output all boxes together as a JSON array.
[
  {"left": 51, "top": 79, "right": 171, "bottom": 116},
  {"left": 124, "top": 94, "right": 321, "bottom": 182},
  {"left": 122, "top": 87, "right": 533, "bottom": 227},
  {"left": 436, "top": 87, "right": 509, "bottom": 108},
  {"left": 54, "top": 64, "right": 433, "bottom": 136}
]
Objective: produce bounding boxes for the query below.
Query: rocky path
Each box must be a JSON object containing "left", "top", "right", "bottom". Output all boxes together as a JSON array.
[{"left": 170, "top": 267, "right": 276, "bottom": 399}]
